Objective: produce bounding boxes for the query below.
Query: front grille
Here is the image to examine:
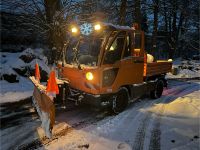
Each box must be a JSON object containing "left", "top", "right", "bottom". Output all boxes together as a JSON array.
[{"left": 102, "top": 68, "right": 119, "bottom": 87}]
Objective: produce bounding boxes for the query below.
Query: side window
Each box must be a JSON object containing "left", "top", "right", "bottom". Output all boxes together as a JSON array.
[
  {"left": 123, "top": 34, "right": 131, "bottom": 58},
  {"left": 103, "top": 32, "right": 126, "bottom": 64},
  {"left": 133, "top": 32, "right": 142, "bottom": 57}
]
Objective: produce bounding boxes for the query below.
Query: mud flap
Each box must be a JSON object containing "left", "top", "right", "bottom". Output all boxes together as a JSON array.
[{"left": 30, "top": 76, "right": 55, "bottom": 138}]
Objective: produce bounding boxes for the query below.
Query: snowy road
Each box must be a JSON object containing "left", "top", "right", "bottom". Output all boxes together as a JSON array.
[{"left": 0, "top": 79, "right": 199, "bottom": 150}]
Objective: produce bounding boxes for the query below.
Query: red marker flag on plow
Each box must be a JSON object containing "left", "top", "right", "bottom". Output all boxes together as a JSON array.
[
  {"left": 35, "top": 63, "right": 41, "bottom": 82},
  {"left": 46, "top": 69, "right": 59, "bottom": 97}
]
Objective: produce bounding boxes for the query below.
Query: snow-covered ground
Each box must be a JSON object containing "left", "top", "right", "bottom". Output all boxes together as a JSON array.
[
  {"left": 44, "top": 80, "right": 200, "bottom": 150},
  {"left": 1, "top": 79, "right": 198, "bottom": 150}
]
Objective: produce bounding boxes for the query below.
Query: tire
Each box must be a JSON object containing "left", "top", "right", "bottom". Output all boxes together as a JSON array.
[
  {"left": 150, "top": 80, "right": 164, "bottom": 99},
  {"left": 112, "top": 87, "right": 129, "bottom": 114}
]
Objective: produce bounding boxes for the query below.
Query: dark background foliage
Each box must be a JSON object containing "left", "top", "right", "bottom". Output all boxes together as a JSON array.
[{"left": 1, "top": 0, "right": 199, "bottom": 61}]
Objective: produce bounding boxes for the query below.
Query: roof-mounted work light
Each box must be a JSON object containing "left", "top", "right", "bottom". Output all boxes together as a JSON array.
[
  {"left": 71, "top": 27, "right": 78, "bottom": 33},
  {"left": 94, "top": 24, "right": 101, "bottom": 31}
]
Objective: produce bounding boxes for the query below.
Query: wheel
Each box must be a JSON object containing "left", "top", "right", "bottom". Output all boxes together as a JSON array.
[
  {"left": 150, "top": 80, "right": 164, "bottom": 99},
  {"left": 112, "top": 87, "right": 129, "bottom": 114}
]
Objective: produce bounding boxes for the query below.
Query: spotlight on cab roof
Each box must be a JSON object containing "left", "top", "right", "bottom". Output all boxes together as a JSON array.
[{"left": 94, "top": 24, "right": 101, "bottom": 31}]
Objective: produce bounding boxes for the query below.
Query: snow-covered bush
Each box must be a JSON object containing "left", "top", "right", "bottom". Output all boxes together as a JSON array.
[
  {"left": 19, "top": 48, "right": 48, "bottom": 64},
  {"left": 18, "top": 49, "right": 50, "bottom": 81},
  {"left": 167, "top": 57, "right": 200, "bottom": 78},
  {"left": 0, "top": 64, "right": 19, "bottom": 83},
  {"left": 192, "top": 55, "right": 200, "bottom": 60},
  {"left": 1, "top": 48, "right": 50, "bottom": 82}
]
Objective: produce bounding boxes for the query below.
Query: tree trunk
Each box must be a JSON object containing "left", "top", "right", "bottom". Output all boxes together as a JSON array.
[
  {"left": 169, "top": 0, "right": 177, "bottom": 59},
  {"left": 119, "top": 0, "right": 127, "bottom": 25},
  {"left": 44, "top": 0, "right": 60, "bottom": 47},
  {"left": 44, "top": 0, "right": 61, "bottom": 64},
  {"left": 176, "top": 0, "right": 188, "bottom": 57},
  {"left": 163, "top": 0, "right": 168, "bottom": 32},
  {"left": 133, "top": 0, "right": 141, "bottom": 29},
  {"left": 152, "top": 0, "right": 159, "bottom": 57}
]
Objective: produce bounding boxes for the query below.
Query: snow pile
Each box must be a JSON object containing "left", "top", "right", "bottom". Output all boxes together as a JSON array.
[
  {"left": 1, "top": 63, "right": 18, "bottom": 75},
  {"left": 18, "top": 48, "right": 49, "bottom": 73},
  {"left": 0, "top": 48, "right": 50, "bottom": 83},
  {"left": 147, "top": 90, "right": 200, "bottom": 118},
  {"left": 0, "top": 53, "right": 20, "bottom": 83},
  {"left": 163, "top": 95, "right": 200, "bottom": 118},
  {"left": 20, "top": 48, "right": 45, "bottom": 60},
  {"left": 166, "top": 58, "right": 200, "bottom": 78},
  {"left": 45, "top": 129, "right": 89, "bottom": 150},
  {"left": 15, "top": 48, "right": 50, "bottom": 77},
  {"left": 0, "top": 48, "right": 50, "bottom": 103},
  {"left": 0, "top": 78, "right": 33, "bottom": 103},
  {"left": 146, "top": 88, "right": 200, "bottom": 150}
]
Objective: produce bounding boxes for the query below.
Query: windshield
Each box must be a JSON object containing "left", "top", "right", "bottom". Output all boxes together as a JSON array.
[{"left": 66, "top": 31, "right": 109, "bottom": 66}]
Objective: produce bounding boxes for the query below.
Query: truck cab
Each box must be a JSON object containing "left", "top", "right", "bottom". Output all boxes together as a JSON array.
[{"left": 58, "top": 23, "right": 172, "bottom": 113}]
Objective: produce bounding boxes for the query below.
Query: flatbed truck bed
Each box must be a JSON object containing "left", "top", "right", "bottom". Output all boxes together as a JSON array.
[{"left": 146, "top": 61, "right": 172, "bottom": 77}]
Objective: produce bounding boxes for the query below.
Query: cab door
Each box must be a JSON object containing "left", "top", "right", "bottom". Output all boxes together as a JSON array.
[
  {"left": 100, "top": 30, "right": 144, "bottom": 93},
  {"left": 100, "top": 31, "right": 126, "bottom": 93},
  {"left": 117, "top": 31, "right": 144, "bottom": 86}
]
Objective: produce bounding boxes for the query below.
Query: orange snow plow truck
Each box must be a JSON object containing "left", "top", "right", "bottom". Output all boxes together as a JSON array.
[{"left": 30, "top": 23, "right": 172, "bottom": 137}]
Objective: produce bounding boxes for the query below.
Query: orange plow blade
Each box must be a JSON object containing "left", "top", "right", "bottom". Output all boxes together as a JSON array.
[{"left": 30, "top": 76, "right": 55, "bottom": 138}]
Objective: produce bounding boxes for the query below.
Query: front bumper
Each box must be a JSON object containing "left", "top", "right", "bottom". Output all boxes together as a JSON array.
[
  {"left": 83, "top": 93, "right": 116, "bottom": 108},
  {"left": 56, "top": 81, "right": 114, "bottom": 107},
  {"left": 63, "top": 84, "right": 113, "bottom": 107}
]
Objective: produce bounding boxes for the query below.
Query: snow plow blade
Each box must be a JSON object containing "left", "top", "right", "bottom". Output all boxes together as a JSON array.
[{"left": 29, "top": 76, "right": 55, "bottom": 138}]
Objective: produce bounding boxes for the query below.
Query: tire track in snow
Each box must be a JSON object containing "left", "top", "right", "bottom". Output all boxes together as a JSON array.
[
  {"left": 116, "top": 100, "right": 152, "bottom": 140},
  {"left": 131, "top": 81, "right": 197, "bottom": 150},
  {"left": 149, "top": 120, "right": 161, "bottom": 150},
  {"left": 148, "top": 82, "right": 199, "bottom": 150},
  {"left": 132, "top": 113, "right": 152, "bottom": 150},
  {"left": 131, "top": 84, "right": 186, "bottom": 150},
  {"left": 131, "top": 86, "right": 181, "bottom": 150}
]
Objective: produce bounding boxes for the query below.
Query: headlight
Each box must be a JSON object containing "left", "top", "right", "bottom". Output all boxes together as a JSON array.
[
  {"left": 94, "top": 24, "right": 101, "bottom": 30},
  {"left": 86, "top": 72, "right": 94, "bottom": 80}
]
